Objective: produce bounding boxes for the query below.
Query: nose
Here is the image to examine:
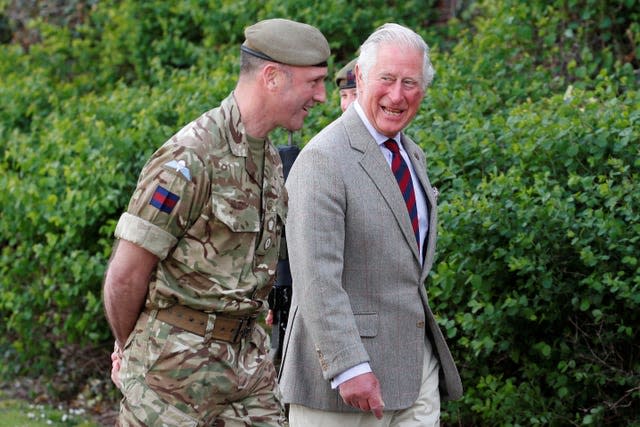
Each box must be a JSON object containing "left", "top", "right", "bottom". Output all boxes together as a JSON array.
[
  {"left": 388, "top": 81, "right": 403, "bottom": 103},
  {"left": 314, "top": 81, "right": 327, "bottom": 103}
]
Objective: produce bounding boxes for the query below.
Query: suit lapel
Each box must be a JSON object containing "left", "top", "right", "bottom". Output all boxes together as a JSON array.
[
  {"left": 342, "top": 109, "right": 422, "bottom": 262},
  {"left": 402, "top": 135, "right": 439, "bottom": 279},
  {"left": 402, "top": 136, "right": 430, "bottom": 202}
]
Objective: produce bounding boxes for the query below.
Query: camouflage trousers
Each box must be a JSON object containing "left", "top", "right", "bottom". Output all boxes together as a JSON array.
[{"left": 116, "top": 311, "right": 285, "bottom": 426}]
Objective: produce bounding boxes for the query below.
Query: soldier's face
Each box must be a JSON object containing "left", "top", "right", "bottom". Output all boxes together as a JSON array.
[
  {"left": 339, "top": 88, "right": 357, "bottom": 112},
  {"left": 356, "top": 44, "right": 424, "bottom": 137},
  {"left": 279, "top": 66, "right": 328, "bottom": 131}
]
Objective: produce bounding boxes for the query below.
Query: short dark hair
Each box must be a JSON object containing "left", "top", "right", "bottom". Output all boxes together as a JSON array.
[{"left": 240, "top": 50, "right": 268, "bottom": 76}]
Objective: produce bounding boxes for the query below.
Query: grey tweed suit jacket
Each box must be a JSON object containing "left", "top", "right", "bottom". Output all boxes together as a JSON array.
[{"left": 279, "top": 106, "right": 462, "bottom": 411}]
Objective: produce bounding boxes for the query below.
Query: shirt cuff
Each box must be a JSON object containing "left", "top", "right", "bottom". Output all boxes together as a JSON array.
[
  {"left": 330, "top": 363, "right": 372, "bottom": 389},
  {"left": 114, "top": 212, "right": 178, "bottom": 259}
]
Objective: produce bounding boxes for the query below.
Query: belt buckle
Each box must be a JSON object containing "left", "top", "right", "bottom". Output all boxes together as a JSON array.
[{"left": 232, "top": 316, "right": 256, "bottom": 343}]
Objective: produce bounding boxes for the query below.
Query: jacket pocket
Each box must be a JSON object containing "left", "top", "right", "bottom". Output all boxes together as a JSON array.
[{"left": 354, "top": 312, "right": 378, "bottom": 337}]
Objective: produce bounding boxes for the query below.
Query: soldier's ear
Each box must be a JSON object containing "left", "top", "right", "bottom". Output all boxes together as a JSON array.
[{"left": 262, "top": 63, "right": 283, "bottom": 91}]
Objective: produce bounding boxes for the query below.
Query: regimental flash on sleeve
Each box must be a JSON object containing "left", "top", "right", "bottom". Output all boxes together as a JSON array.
[{"left": 150, "top": 185, "right": 180, "bottom": 214}]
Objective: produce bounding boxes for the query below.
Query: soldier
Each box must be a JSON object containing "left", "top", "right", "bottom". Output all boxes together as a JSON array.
[
  {"left": 103, "top": 18, "right": 330, "bottom": 426},
  {"left": 335, "top": 57, "right": 358, "bottom": 112}
]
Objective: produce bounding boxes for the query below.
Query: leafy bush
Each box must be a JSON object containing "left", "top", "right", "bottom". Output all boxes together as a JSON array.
[
  {"left": 426, "top": 84, "right": 639, "bottom": 425},
  {"left": 418, "top": 2, "right": 639, "bottom": 424}
]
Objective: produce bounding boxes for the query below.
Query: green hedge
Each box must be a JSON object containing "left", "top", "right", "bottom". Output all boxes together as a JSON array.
[
  {"left": 0, "top": 0, "right": 638, "bottom": 425},
  {"left": 424, "top": 82, "right": 639, "bottom": 425},
  {"left": 416, "top": 2, "right": 639, "bottom": 424}
]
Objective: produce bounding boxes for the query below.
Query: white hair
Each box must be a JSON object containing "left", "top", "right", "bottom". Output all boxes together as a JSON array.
[{"left": 357, "top": 23, "right": 435, "bottom": 90}]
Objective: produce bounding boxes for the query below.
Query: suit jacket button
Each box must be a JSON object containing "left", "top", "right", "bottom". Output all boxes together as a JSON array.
[{"left": 416, "top": 321, "right": 425, "bottom": 328}]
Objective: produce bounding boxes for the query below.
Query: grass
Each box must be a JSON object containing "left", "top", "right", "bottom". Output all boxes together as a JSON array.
[{"left": 0, "top": 392, "right": 99, "bottom": 427}]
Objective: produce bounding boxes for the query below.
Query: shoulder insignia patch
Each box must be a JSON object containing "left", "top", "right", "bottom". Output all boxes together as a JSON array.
[
  {"left": 150, "top": 185, "right": 180, "bottom": 214},
  {"left": 164, "top": 159, "right": 192, "bottom": 182}
]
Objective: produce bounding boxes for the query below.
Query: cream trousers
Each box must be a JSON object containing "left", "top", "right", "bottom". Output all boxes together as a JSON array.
[{"left": 288, "top": 339, "right": 440, "bottom": 427}]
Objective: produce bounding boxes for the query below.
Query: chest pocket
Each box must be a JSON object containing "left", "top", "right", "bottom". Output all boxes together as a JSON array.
[
  {"left": 169, "top": 190, "right": 260, "bottom": 273},
  {"left": 211, "top": 192, "right": 261, "bottom": 233},
  {"left": 207, "top": 191, "right": 261, "bottom": 261}
]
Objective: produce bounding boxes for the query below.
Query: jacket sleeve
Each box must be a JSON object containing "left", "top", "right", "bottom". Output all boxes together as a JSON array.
[{"left": 285, "top": 144, "right": 370, "bottom": 381}]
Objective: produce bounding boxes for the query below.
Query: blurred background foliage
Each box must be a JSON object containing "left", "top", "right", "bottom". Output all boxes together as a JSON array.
[{"left": 0, "top": 0, "right": 638, "bottom": 425}]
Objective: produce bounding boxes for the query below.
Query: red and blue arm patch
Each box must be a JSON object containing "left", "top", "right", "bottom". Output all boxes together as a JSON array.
[{"left": 149, "top": 185, "right": 180, "bottom": 214}]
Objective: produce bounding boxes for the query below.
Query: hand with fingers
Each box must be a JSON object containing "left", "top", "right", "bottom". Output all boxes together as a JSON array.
[
  {"left": 111, "top": 341, "right": 123, "bottom": 389},
  {"left": 338, "top": 372, "right": 385, "bottom": 419}
]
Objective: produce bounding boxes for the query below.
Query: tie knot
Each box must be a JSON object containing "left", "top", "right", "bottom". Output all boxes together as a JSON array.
[{"left": 383, "top": 139, "right": 400, "bottom": 154}]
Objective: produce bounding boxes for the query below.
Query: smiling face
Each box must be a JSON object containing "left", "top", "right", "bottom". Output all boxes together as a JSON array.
[
  {"left": 339, "top": 87, "right": 357, "bottom": 112},
  {"left": 277, "top": 65, "right": 328, "bottom": 131},
  {"left": 356, "top": 43, "right": 425, "bottom": 137}
]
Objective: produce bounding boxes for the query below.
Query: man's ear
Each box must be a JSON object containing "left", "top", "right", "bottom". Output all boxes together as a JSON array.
[
  {"left": 355, "top": 63, "right": 364, "bottom": 95},
  {"left": 262, "top": 63, "right": 282, "bottom": 91}
]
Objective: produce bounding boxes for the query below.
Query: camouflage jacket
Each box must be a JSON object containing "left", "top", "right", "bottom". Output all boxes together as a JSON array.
[{"left": 114, "top": 93, "right": 287, "bottom": 315}]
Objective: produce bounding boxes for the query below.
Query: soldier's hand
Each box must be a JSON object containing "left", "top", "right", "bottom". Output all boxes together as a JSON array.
[
  {"left": 265, "top": 309, "right": 274, "bottom": 326},
  {"left": 338, "top": 372, "right": 385, "bottom": 419},
  {"left": 111, "top": 341, "right": 123, "bottom": 388}
]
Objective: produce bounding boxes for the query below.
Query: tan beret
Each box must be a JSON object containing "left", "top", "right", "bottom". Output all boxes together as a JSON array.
[
  {"left": 242, "top": 18, "right": 330, "bottom": 67},
  {"left": 335, "top": 58, "right": 357, "bottom": 89}
]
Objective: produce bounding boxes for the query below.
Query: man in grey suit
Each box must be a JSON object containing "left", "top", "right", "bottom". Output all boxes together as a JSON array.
[{"left": 279, "top": 23, "right": 463, "bottom": 426}]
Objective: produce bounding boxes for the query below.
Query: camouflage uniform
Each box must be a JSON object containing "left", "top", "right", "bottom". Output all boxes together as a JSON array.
[{"left": 114, "top": 93, "right": 287, "bottom": 426}]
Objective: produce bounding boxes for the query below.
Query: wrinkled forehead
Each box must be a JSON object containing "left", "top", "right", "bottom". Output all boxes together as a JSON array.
[{"left": 373, "top": 45, "right": 423, "bottom": 77}]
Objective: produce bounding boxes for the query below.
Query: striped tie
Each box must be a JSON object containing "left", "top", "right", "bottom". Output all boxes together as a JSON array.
[{"left": 384, "top": 139, "right": 420, "bottom": 246}]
